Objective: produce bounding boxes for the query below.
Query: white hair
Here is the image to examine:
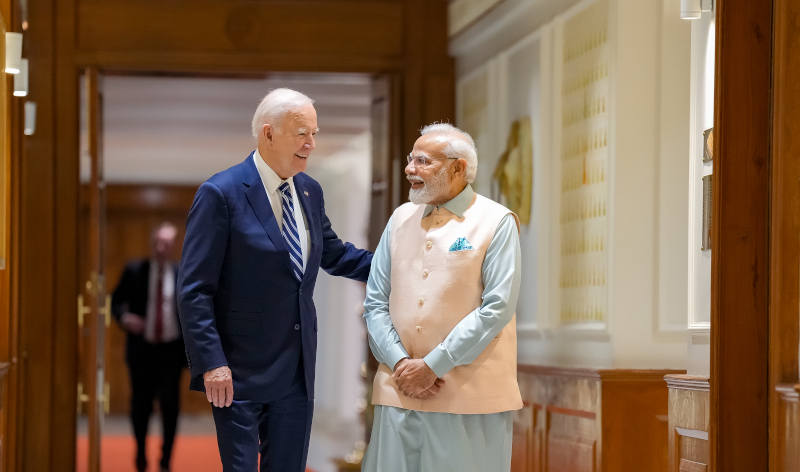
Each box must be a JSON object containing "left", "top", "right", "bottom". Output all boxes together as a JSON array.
[
  {"left": 419, "top": 123, "right": 478, "bottom": 183},
  {"left": 251, "top": 88, "right": 315, "bottom": 138}
]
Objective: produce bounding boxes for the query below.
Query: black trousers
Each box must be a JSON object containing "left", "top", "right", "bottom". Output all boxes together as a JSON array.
[{"left": 127, "top": 339, "right": 185, "bottom": 470}]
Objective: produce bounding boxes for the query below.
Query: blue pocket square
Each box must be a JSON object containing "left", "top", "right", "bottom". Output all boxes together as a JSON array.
[{"left": 449, "top": 237, "right": 474, "bottom": 252}]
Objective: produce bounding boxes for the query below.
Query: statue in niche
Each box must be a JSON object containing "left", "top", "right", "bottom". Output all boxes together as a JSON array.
[{"left": 492, "top": 117, "right": 533, "bottom": 225}]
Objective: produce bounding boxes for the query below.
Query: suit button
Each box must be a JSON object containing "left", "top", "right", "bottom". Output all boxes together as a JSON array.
[
  {"left": 416, "top": 325, "right": 422, "bottom": 332},
  {"left": 299, "top": 288, "right": 303, "bottom": 295},
  {"left": 425, "top": 241, "right": 433, "bottom": 250},
  {"left": 294, "top": 323, "right": 300, "bottom": 331},
  {"left": 422, "top": 269, "right": 429, "bottom": 279},
  {"left": 418, "top": 297, "right": 424, "bottom": 307}
]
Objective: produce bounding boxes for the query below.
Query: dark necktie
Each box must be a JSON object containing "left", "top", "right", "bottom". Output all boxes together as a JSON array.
[
  {"left": 279, "top": 182, "right": 303, "bottom": 281},
  {"left": 153, "top": 263, "right": 164, "bottom": 343}
]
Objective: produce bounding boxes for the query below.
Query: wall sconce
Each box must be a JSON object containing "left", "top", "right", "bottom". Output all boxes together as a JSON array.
[
  {"left": 24, "top": 101, "right": 35, "bottom": 135},
  {"left": 5, "top": 32, "right": 22, "bottom": 74},
  {"left": 13, "top": 58, "right": 28, "bottom": 97},
  {"left": 681, "top": 0, "right": 713, "bottom": 19}
]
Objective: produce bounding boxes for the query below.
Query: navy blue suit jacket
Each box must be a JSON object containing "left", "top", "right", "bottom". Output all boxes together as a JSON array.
[{"left": 178, "top": 153, "right": 372, "bottom": 401}]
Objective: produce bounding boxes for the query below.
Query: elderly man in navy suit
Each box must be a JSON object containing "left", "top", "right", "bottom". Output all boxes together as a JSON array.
[{"left": 178, "top": 88, "right": 372, "bottom": 471}]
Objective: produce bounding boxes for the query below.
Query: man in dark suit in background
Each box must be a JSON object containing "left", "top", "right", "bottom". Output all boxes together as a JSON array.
[
  {"left": 178, "top": 88, "right": 372, "bottom": 471},
  {"left": 112, "top": 222, "right": 186, "bottom": 472}
]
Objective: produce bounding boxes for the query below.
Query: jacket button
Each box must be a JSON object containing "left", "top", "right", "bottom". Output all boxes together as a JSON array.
[
  {"left": 422, "top": 269, "right": 429, "bottom": 279},
  {"left": 418, "top": 297, "right": 424, "bottom": 307},
  {"left": 425, "top": 240, "right": 433, "bottom": 250},
  {"left": 299, "top": 288, "right": 303, "bottom": 295},
  {"left": 294, "top": 323, "right": 300, "bottom": 331},
  {"left": 416, "top": 325, "right": 422, "bottom": 332}
]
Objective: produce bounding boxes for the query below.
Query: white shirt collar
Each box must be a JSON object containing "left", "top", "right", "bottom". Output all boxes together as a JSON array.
[{"left": 253, "top": 149, "right": 293, "bottom": 194}]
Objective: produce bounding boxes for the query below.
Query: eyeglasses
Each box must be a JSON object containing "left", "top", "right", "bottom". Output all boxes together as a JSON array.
[{"left": 405, "top": 154, "right": 457, "bottom": 168}]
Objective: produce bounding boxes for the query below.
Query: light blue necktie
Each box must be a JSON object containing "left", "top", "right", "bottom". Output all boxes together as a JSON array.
[{"left": 279, "top": 182, "right": 303, "bottom": 281}]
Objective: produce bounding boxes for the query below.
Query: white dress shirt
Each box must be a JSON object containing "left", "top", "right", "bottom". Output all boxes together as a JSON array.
[
  {"left": 253, "top": 150, "right": 310, "bottom": 270},
  {"left": 144, "top": 261, "right": 180, "bottom": 343}
]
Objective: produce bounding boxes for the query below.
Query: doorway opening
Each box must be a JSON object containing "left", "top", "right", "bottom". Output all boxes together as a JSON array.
[{"left": 76, "top": 71, "right": 378, "bottom": 472}]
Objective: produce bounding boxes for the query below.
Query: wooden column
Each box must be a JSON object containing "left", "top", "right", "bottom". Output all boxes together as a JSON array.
[
  {"left": 769, "top": 0, "right": 800, "bottom": 469},
  {"left": 709, "top": 0, "right": 772, "bottom": 470}
]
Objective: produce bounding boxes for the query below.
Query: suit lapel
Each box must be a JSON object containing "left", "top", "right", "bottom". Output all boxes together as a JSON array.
[
  {"left": 241, "top": 155, "right": 287, "bottom": 255},
  {"left": 294, "top": 176, "right": 319, "bottom": 281}
]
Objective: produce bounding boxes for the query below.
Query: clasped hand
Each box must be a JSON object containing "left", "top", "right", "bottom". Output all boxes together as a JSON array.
[{"left": 393, "top": 358, "right": 444, "bottom": 400}]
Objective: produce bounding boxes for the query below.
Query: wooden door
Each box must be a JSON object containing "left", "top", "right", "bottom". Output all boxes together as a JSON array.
[{"left": 77, "top": 67, "right": 108, "bottom": 472}]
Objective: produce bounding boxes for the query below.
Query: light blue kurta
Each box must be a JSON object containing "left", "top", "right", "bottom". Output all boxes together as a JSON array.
[{"left": 362, "top": 185, "right": 522, "bottom": 472}]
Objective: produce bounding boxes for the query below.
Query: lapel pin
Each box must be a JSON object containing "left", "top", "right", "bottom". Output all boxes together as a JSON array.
[{"left": 303, "top": 191, "right": 309, "bottom": 197}]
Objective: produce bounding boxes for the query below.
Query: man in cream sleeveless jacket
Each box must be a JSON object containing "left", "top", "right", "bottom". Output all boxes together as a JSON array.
[{"left": 362, "top": 123, "right": 522, "bottom": 471}]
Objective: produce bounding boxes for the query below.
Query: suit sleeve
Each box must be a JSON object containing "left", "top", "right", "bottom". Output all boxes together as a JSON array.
[
  {"left": 318, "top": 186, "right": 373, "bottom": 282},
  {"left": 178, "top": 181, "right": 230, "bottom": 378},
  {"left": 110, "top": 263, "right": 135, "bottom": 323}
]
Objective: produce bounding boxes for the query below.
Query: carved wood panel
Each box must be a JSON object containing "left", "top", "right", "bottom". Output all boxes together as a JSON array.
[
  {"left": 775, "top": 386, "right": 800, "bottom": 471},
  {"left": 518, "top": 366, "right": 678, "bottom": 472},
  {"left": 666, "top": 376, "right": 709, "bottom": 472}
]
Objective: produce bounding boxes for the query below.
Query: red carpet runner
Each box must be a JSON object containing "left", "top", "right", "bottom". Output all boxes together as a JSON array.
[{"left": 76, "top": 435, "right": 315, "bottom": 471}]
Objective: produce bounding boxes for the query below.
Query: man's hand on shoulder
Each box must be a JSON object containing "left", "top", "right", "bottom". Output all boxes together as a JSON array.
[
  {"left": 393, "top": 358, "right": 443, "bottom": 399},
  {"left": 120, "top": 313, "right": 145, "bottom": 335},
  {"left": 204, "top": 366, "right": 233, "bottom": 408}
]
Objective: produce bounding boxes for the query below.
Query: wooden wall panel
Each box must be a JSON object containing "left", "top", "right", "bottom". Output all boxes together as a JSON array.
[
  {"left": 77, "top": 1, "right": 404, "bottom": 58},
  {"left": 666, "top": 375, "right": 709, "bottom": 472},
  {"left": 600, "top": 371, "right": 672, "bottom": 472},
  {"left": 517, "top": 365, "right": 682, "bottom": 472},
  {"left": 18, "top": 0, "right": 59, "bottom": 469}
]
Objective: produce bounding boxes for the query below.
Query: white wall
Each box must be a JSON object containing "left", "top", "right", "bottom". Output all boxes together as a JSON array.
[{"left": 452, "top": 0, "right": 692, "bottom": 369}]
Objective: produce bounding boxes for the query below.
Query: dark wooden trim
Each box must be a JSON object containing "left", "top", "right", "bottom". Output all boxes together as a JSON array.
[
  {"left": 74, "top": 51, "right": 406, "bottom": 75},
  {"left": 518, "top": 364, "right": 603, "bottom": 378},
  {"left": 665, "top": 375, "right": 710, "bottom": 392},
  {"left": 6, "top": 9, "right": 21, "bottom": 469},
  {"left": 518, "top": 364, "right": 684, "bottom": 382},
  {"left": 546, "top": 404, "right": 597, "bottom": 420},
  {"left": 597, "top": 369, "right": 684, "bottom": 382},
  {"left": 770, "top": 0, "right": 800, "bottom": 469},
  {"left": 709, "top": 0, "right": 772, "bottom": 470},
  {"left": 51, "top": 0, "right": 80, "bottom": 467},
  {"left": 80, "top": 184, "right": 198, "bottom": 213},
  {"left": 17, "top": 0, "right": 60, "bottom": 469}
]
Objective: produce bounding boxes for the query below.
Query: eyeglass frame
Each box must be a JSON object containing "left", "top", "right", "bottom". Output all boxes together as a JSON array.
[{"left": 405, "top": 153, "right": 458, "bottom": 168}]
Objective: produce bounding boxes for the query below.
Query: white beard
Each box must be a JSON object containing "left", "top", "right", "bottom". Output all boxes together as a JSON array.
[{"left": 408, "top": 166, "right": 451, "bottom": 204}]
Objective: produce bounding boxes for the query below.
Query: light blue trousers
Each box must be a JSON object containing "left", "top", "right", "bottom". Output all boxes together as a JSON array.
[{"left": 361, "top": 406, "right": 513, "bottom": 472}]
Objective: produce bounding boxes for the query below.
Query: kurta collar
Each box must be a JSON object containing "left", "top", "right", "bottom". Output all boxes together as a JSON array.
[{"left": 423, "top": 184, "right": 474, "bottom": 218}]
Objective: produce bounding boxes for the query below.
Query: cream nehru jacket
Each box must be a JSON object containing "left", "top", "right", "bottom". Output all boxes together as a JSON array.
[{"left": 371, "top": 192, "right": 523, "bottom": 414}]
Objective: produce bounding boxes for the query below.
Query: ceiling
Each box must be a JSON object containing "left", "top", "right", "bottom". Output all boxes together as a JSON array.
[{"left": 80, "top": 72, "right": 373, "bottom": 184}]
